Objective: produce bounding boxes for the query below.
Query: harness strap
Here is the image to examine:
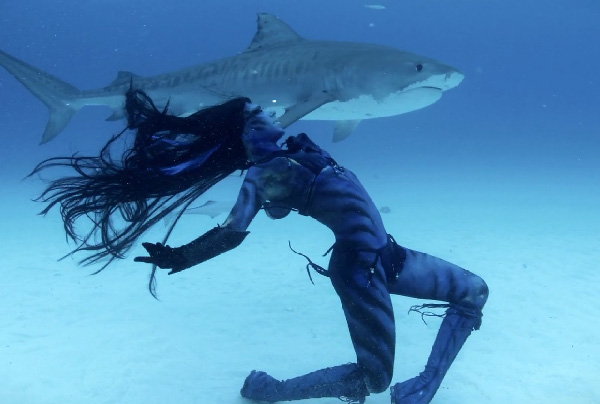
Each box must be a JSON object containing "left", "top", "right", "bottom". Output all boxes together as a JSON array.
[
  {"left": 288, "top": 240, "right": 392, "bottom": 285},
  {"left": 408, "top": 304, "right": 452, "bottom": 325},
  {"left": 288, "top": 241, "right": 330, "bottom": 284},
  {"left": 408, "top": 303, "right": 483, "bottom": 327}
]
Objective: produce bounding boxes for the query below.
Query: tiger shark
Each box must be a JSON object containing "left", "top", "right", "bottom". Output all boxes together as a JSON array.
[{"left": 0, "top": 13, "right": 464, "bottom": 144}]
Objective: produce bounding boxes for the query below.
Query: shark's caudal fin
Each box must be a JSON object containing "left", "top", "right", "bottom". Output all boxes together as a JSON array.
[{"left": 0, "top": 49, "right": 81, "bottom": 144}]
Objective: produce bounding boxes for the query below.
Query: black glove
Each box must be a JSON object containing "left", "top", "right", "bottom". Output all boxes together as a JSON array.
[
  {"left": 134, "top": 226, "right": 249, "bottom": 275},
  {"left": 134, "top": 242, "right": 188, "bottom": 273}
]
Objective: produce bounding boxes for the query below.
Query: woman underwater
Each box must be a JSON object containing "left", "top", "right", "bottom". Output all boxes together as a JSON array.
[{"left": 32, "top": 89, "right": 488, "bottom": 404}]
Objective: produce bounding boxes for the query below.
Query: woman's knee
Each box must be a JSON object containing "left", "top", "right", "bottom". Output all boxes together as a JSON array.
[
  {"left": 460, "top": 274, "right": 489, "bottom": 310},
  {"left": 362, "top": 364, "right": 393, "bottom": 393}
]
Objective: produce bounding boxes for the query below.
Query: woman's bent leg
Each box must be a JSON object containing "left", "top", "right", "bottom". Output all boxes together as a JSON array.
[{"left": 387, "top": 247, "right": 489, "bottom": 404}]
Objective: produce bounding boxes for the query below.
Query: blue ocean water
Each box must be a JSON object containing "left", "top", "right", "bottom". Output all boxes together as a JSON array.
[
  {"left": 1, "top": 1, "right": 599, "bottom": 403},
  {"left": 1, "top": 1, "right": 598, "bottom": 174}
]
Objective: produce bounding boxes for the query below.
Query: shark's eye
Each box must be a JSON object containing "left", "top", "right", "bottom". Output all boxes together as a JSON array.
[{"left": 416, "top": 63, "right": 424, "bottom": 72}]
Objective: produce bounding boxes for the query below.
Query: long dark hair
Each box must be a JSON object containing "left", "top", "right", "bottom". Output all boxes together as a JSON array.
[{"left": 29, "top": 89, "right": 251, "bottom": 289}]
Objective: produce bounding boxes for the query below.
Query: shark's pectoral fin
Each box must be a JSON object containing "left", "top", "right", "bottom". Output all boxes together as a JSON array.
[
  {"left": 41, "top": 105, "right": 77, "bottom": 144},
  {"left": 333, "top": 120, "right": 361, "bottom": 142},
  {"left": 278, "top": 95, "right": 335, "bottom": 129}
]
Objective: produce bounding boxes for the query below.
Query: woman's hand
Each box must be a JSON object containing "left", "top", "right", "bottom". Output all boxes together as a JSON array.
[{"left": 134, "top": 242, "right": 186, "bottom": 272}]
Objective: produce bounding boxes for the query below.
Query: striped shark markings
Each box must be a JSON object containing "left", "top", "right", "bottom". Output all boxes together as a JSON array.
[{"left": 0, "top": 13, "right": 464, "bottom": 144}]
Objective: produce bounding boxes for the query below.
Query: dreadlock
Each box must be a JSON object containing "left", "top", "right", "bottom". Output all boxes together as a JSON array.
[{"left": 29, "top": 89, "right": 251, "bottom": 276}]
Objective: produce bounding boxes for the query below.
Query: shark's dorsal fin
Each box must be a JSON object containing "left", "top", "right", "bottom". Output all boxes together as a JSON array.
[{"left": 245, "top": 13, "right": 304, "bottom": 52}]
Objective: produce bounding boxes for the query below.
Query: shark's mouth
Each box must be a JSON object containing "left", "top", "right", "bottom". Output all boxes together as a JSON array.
[{"left": 391, "top": 86, "right": 443, "bottom": 115}]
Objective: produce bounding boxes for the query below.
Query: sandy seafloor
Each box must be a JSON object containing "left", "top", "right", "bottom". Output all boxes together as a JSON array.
[{"left": 1, "top": 148, "right": 598, "bottom": 404}]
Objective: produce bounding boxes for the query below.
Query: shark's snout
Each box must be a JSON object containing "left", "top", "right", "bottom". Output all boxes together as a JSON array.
[
  {"left": 411, "top": 67, "right": 464, "bottom": 94},
  {"left": 442, "top": 71, "right": 464, "bottom": 90}
]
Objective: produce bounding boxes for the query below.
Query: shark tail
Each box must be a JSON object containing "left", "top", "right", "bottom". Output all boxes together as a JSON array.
[{"left": 0, "top": 49, "right": 81, "bottom": 144}]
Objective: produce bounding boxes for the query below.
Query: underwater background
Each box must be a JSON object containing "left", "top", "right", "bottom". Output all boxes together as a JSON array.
[{"left": 1, "top": 1, "right": 598, "bottom": 403}]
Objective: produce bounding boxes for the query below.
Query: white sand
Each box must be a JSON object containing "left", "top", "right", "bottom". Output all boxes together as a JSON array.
[{"left": 1, "top": 165, "right": 599, "bottom": 404}]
